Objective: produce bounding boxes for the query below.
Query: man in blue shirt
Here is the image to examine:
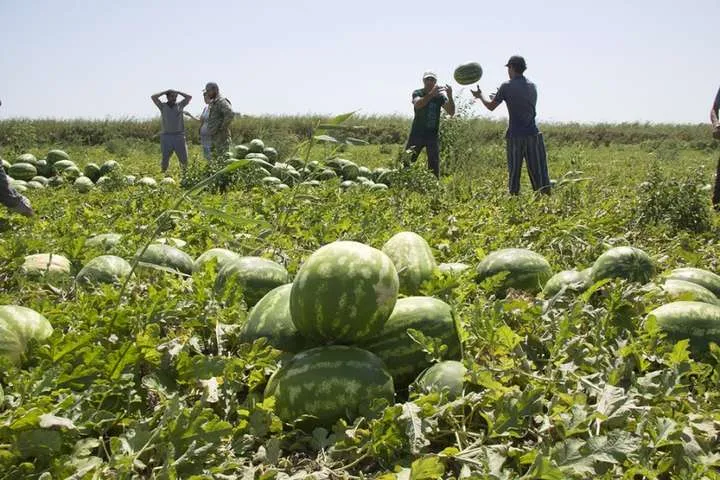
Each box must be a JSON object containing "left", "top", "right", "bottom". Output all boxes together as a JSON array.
[
  {"left": 405, "top": 71, "right": 455, "bottom": 177},
  {"left": 710, "top": 86, "right": 720, "bottom": 209},
  {"left": 472, "top": 55, "right": 551, "bottom": 195}
]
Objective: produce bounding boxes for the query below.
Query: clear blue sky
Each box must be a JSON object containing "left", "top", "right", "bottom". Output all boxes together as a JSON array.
[{"left": 1, "top": 0, "right": 718, "bottom": 124}]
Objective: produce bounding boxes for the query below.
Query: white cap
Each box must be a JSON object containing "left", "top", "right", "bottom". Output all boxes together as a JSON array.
[{"left": 422, "top": 71, "right": 437, "bottom": 80}]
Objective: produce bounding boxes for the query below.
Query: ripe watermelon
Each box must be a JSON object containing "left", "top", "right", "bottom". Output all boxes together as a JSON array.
[
  {"left": 262, "top": 176, "right": 282, "bottom": 186},
  {"left": 476, "top": 248, "right": 552, "bottom": 296},
  {"left": 413, "top": 360, "right": 467, "bottom": 400},
  {"left": 241, "top": 284, "right": 307, "bottom": 352},
  {"left": 590, "top": 246, "right": 655, "bottom": 284},
  {"left": 264, "top": 345, "right": 394, "bottom": 428},
  {"left": 84, "top": 163, "right": 101, "bottom": 182},
  {"left": 62, "top": 166, "right": 81, "bottom": 181},
  {"left": 21, "top": 253, "right": 72, "bottom": 283},
  {"left": 215, "top": 256, "right": 290, "bottom": 307},
  {"left": 136, "top": 244, "right": 194, "bottom": 275},
  {"left": 14, "top": 153, "right": 38, "bottom": 166},
  {"left": 1, "top": 158, "right": 11, "bottom": 170},
  {"left": 358, "top": 296, "right": 462, "bottom": 389},
  {"left": 649, "top": 301, "right": 720, "bottom": 352},
  {"left": 100, "top": 160, "right": 119, "bottom": 176},
  {"left": 30, "top": 176, "right": 50, "bottom": 186},
  {"left": 316, "top": 169, "right": 338, "bottom": 181},
  {"left": 667, "top": 267, "right": 720, "bottom": 297},
  {"left": 76, "top": 255, "right": 132, "bottom": 286},
  {"left": 381, "top": 231, "right": 437, "bottom": 295},
  {"left": 85, "top": 233, "right": 123, "bottom": 251},
  {"left": 661, "top": 279, "right": 719, "bottom": 306},
  {"left": 8, "top": 163, "right": 37, "bottom": 181},
  {"left": 232, "top": 145, "right": 250, "bottom": 159},
  {"left": 35, "top": 159, "right": 55, "bottom": 178},
  {"left": 74, "top": 176, "right": 94, "bottom": 193},
  {"left": 438, "top": 262, "right": 471, "bottom": 275},
  {"left": 263, "top": 147, "right": 278, "bottom": 163},
  {"left": 542, "top": 269, "right": 592, "bottom": 297},
  {"left": 271, "top": 163, "right": 301, "bottom": 185},
  {"left": 290, "top": 241, "right": 399, "bottom": 343},
  {"left": 46, "top": 150, "right": 70, "bottom": 164},
  {"left": 26, "top": 181, "right": 44, "bottom": 190},
  {"left": 248, "top": 139, "right": 265, "bottom": 153},
  {"left": 193, "top": 248, "right": 242, "bottom": 273},
  {"left": 0, "top": 305, "right": 53, "bottom": 365},
  {"left": 53, "top": 160, "right": 76, "bottom": 172},
  {"left": 453, "top": 62, "right": 483, "bottom": 85}
]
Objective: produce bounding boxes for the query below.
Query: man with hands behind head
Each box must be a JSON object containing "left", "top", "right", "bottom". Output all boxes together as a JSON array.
[{"left": 151, "top": 89, "right": 192, "bottom": 174}]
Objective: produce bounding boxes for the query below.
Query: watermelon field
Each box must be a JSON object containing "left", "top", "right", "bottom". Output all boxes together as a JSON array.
[{"left": 2, "top": 113, "right": 720, "bottom": 479}]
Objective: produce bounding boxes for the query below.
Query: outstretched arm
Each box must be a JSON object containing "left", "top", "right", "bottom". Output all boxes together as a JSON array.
[
  {"left": 151, "top": 90, "right": 169, "bottom": 109},
  {"left": 471, "top": 85, "right": 500, "bottom": 111},
  {"left": 442, "top": 84, "right": 455, "bottom": 116}
]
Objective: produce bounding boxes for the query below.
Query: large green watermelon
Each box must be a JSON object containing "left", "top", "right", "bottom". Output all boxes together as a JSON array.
[
  {"left": 290, "top": 241, "right": 399, "bottom": 343},
  {"left": 476, "top": 248, "right": 552, "bottom": 296},
  {"left": 248, "top": 139, "right": 265, "bottom": 153},
  {"left": 667, "top": 267, "right": 720, "bottom": 297},
  {"left": 453, "top": 62, "right": 483, "bottom": 85},
  {"left": 8, "top": 163, "right": 37, "bottom": 181},
  {"left": 35, "top": 159, "right": 55, "bottom": 178},
  {"left": 264, "top": 345, "right": 394, "bottom": 428},
  {"left": 660, "top": 279, "right": 719, "bottom": 306},
  {"left": 649, "top": 301, "right": 720, "bottom": 352},
  {"left": 74, "top": 176, "right": 94, "bottom": 193},
  {"left": 232, "top": 145, "right": 250, "bottom": 159},
  {"left": 193, "top": 248, "right": 242, "bottom": 273},
  {"left": 135, "top": 244, "right": 194, "bottom": 275},
  {"left": 46, "top": 150, "right": 70, "bottom": 164},
  {"left": 241, "top": 284, "right": 306, "bottom": 352},
  {"left": 53, "top": 160, "right": 76, "bottom": 173},
  {"left": 590, "top": 246, "right": 655, "bottom": 284},
  {"left": 542, "top": 269, "right": 592, "bottom": 297},
  {"left": 14, "top": 153, "right": 38, "bottom": 166},
  {"left": 99, "top": 160, "right": 119, "bottom": 176},
  {"left": 214, "top": 256, "right": 290, "bottom": 306},
  {"left": 0, "top": 306, "right": 53, "bottom": 365},
  {"left": 83, "top": 163, "right": 101, "bottom": 182},
  {"left": 263, "top": 147, "right": 278, "bottom": 163},
  {"left": 381, "top": 232, "right": 437, "bottom": 295},
  {"left": 76, "top": 255, "right": 132, "bottom": 286},
  {"left": 413, "top": 360, "right": 467, "bottom": 400},
  {"left": 20, "top": 254, "right": 72, "bottom": 283},
  {"left": 358, "top": 296, "right": 462, "bottom": 390}
]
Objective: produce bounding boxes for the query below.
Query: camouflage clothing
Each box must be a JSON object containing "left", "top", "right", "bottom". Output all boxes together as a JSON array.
[{"left": 206, "top": 96, "right": 233, "bottom": 158}]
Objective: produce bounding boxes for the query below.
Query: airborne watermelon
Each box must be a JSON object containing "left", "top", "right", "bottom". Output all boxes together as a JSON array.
[
  {"left": 476, "top": 248, "right": 552, "bottom": 296},
  {"left": 290, "top": 241, "right": 399, "bottom": 343},
  {"left": 264, "top": 345, "right": 394, "bottom": 428},
  {"left": 382, "top": 231, "right": 437, "bottom": 295},
  {"left": 454, "top": 62, "right": 483, "bottom": 85}
]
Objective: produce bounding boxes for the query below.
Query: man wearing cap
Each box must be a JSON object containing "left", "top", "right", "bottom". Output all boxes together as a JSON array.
[
  {"left": 203, "top": 82, "right": 234, "bottom": 159},
  {"left": 472, "top": 55, "right": 551, "bottom": 195},
  {"left": 0, "top": 99, "right": 34, "bottom": 217},
  {"left": 710, "top": 85, "right": 720, "bottom": 209},
  {"left": 405, "top": 71, "right": 455, "bottom": 178},
  {"left": 151, "top": 89, "right": 192, "bottom": 174}
]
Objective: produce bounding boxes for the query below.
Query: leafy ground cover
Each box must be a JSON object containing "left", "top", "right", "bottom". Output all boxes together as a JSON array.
[{"left": 1, "top": 119, "right": 720, "bottom": 479}]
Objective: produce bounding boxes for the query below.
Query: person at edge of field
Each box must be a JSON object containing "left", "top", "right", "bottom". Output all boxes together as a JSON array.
[
  {"left": 710, "top": 85, "right": 720, "bottom": 210},
  {"left": 0, "top": 99, "right": 34, "bottom": 217},
  {"left": 405, "top": 71, "right": 455, "bottom": 178},
  {"left": 203, "top": 82, "right": 234, "bottom": 160},
  {"left": 472, "top": 55, "right": 551, "bottom": 196},
  {"left": 151, "top": 89, "right": 192, "bottom": 174},
  {"left": 184, "top": 91, "right": 212, "bottom": 160}
]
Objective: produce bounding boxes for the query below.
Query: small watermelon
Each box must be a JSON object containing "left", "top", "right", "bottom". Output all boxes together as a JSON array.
[
  {"left": 136, "top": 244, "right": 194, "bottom": 275},
  {"left": 241, "top": 284, "right": 307, "bottom": 352},
  {"left": 476, "top": 248, "right": 552, "bottom": 296},
  {"left": 215, "top": 256, "right": 290, "bottom": 307},
  {"left": 591, "top": 246, "right": 655, "bottom": 284},
  {"left": 76, "top": 255, "right": 132, "bottom": 286},
  {"left": 99, "top": 160, "right": 119, "bottom": 176},
  {"left": 14, "top": 153, "right": 38, "bottom": 166},
  {"left": 21, "top": 253, "right": 72, "bottom": 283},
  {"left": 542, "top": 269, "right": 592, "bottom": 297},
  {"left": 83, "top": 163, "right": 101, "bottom": 182},
  {"left": 382, "top": 231, "right": 437, "bottom": 295},
  {"left": 74, "top": 176, "right": 94, "bottom": 193},
  {"left": 193, "top": 248, "right": 242, "bottom": 273},
  {"left": 661, "top": 279, "right": 719, "bottom": 306},
  {"left": 248, "top": 139, "right": 265, "bottom": 153},
  {"left": 413, "top": 360, "right": 467, "bottom": 400}
]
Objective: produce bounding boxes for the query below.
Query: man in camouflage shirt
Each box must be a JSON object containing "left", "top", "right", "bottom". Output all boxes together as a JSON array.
[{"left": 203, "top": 82, "right": 234, "bottom": 158}]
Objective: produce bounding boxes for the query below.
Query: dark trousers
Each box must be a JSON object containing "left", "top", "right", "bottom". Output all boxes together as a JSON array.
[
  {"left": 0, "top": 164, "right": 22, "bottom": 208},
  {"left": 405, "top": 135, "right": 440, "bottom": 178},
  {"left": 506, "top": 133, "right": 551, "bottom": 195},
  {"left": 713, "top": 155, "right": 720, "bottom": 209}
]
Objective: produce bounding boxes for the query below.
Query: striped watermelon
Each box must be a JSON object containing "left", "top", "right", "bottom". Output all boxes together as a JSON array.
[
  {"left": 232, "top": 145, "right": 250, "bottom": 159},
  {"left": 241, "top": 284, "right": 307, "bottom": 352},
  {"left": 264, "top": 345, "right": 394, "bottom": 428},
  {"left": 263, "top": 147, "right": 278, "bottom": 163},
  {"left": 76, "top": 255, "right": 132, "bottom": 286},
  {"left": 84, "top": 163, "right": 101, "bottom": 182},
  {"left": 476, "top": 248, "right": 552, "bottom": 296},
  {"left": 215, "top": 256, "right": 290, "bottom": 307},
  {"left": 661, "top": 279, "right": 719, "bottom": 306},
  {"left": 290, "top": 241, "right": 399, "bottom": 343},
  {"left": 8, "top": 163, "right": 37, "bottom": 181},
  {"left": 649, "top": 301, "right": 720, "bottom": 352},
  {"left": 0, "top": 305, "right": 53, "bottom": 365},
  {"left": 14, "top": 153, "right": 38, "bottom": 166},
  {"left": 591, "top": 246, "right": 655, "bottom": 284},
  {"left": 413, "top": 360, "right": 467, "bottom": 400},
  {"left": 453, "top": 62, "right": 483, "bottom": 85},
  {"left": 99, "top": 160, "right": 119, "bottom": 176},
  {"left": 542, "top": 269, "right": 592, "bottom": 297},
  {"left": 136, "top": 244, "right": 194, "bottom": 275},
  {"left": 382, "top": 232, "right": 437, "bottom": 295},
  {"left": 74, "top": 176, "right": 94, "bottom": 193},
  {"left": 46, "top": 150, "right": 70, "bottom": 164},
  {"left": 248, "top": 139, "right": 265, "bottom": 153},
  {"left": 193, "top": 248, "right": 242, "bottom": 273},
  {"left": 358, "top": 296, "right": 462, "bottom": 390},
  {"left": 667, "top": 267, "right": 720, "bottom": 297}
]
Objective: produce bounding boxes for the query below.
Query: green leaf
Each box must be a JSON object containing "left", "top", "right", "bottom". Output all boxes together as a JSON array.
[
  {"left": 399, "top": 402, "right": 429, "bottom": 455},
  {"left": 409, "top": 456, "right": 445, "bottom": 480}
]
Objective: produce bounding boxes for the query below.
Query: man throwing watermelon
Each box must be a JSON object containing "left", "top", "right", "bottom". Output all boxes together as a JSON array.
[
  {"left": 710, "top": 85, "right": 720, "bottom": 210},
  {"left": 405, "top": 71, "right": 455, "bottom": 178},
  {"left": 0, "top": 99, "right": 34, "bottom": 217},
  {"left": 472, "top": 56, "right": 551, "bottom": 195}
]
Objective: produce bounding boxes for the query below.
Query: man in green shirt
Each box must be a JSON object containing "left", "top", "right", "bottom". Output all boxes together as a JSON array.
[
  {"left": 203, "top": 82, "right": 234, "bottom": 159},
  {"left": 405, "top": 71, "right": 455, "bottom": 177}
]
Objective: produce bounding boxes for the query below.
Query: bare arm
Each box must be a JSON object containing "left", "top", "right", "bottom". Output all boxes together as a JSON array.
[
  {"left": 183, "top": 111, "right": 199, "bottom": 121},
  {"left": 151, "top": 90, "right": 169, "bottom": 109},
  {"left": 442, "top": 85, "right": 455, "bottom": 116},
  {"left": 413, "top": 85, "right": 440, "bottom": 111},
  {"left": 177, "top": 91, "right": 192, "bottom": 108},
  {"left": 471, "top": 85, "right": 500, "bottom": 111}
]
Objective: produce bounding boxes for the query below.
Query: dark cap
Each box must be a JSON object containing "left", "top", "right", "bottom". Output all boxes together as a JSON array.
[
  {"left": 505, "top": 55, "right": 527, "bottom": 70},
  {"left": 203, "top": 82, "right": 219, "bottom": 92}
]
